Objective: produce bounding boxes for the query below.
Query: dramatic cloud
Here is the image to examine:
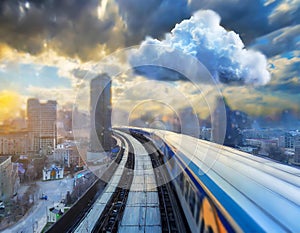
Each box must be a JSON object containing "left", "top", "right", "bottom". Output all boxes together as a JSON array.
[
  {"left": 269, "top": 0, "right": 300, "bottom": 29},
  {"left": 222, "top": 85, "right": 300, "bottom": 117},
  {"left": 220, "top": 54, "right": 300, "bottom": 117},
  {"left": 188, "top": 0, "right": 300, "bottom": 45},
  {"left": 130, "top": 10, "right": 271, "bottom": 85},
  {"left": 251, "top": 25, "right": 300, "bottom": 57},
  {"left": 115, "top": 0, "right": 191, "bottom": 44},
  {"left": 0, "top": 0, "right": 125, "bottom": 61},
  {"left": 115, "top": 0, "right": 287, "bottom": 45},
  {"left": 0, "top": 0, "right": 298, "bottom": 121},
  {"left": 0, "top": 0, "right": 299, "bottom": 63},
  {"left": 188, "top": 0, "right": 272, "bottom": 44},
  {"left": 265, "top": 55, "right": 300, "bottom": 94}
]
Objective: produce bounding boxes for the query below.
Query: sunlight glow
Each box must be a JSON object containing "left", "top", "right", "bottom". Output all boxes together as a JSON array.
[
  {"left": 97, "top": 0, "right": 108, "bottom": 20},
  {"left": 0, "top": 91, "right": 23, "bottom": 123}
]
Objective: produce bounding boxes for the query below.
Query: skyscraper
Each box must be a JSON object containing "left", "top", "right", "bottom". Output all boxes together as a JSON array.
[
  {"left": 212, "top": 97, "right": 242, "bottom": 147},
  {"left": 90, "top": 74, "right": 112, "bottom": 152},
  {"left": 27, "top": 99, "right": 57, "bottom": 155}
]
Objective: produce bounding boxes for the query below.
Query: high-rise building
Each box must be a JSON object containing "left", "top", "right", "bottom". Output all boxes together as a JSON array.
[
  {"left": 27, "top": 99, "right": 57, "bottom": 155},
  {"left": 212, "top": 97, "right": 242, "bottom": 147},
  {"left": 90, "top": 74, "right": 112, "bottom": 152}
]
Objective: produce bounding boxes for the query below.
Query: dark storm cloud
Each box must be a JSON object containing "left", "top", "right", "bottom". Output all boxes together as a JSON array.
[
  {"left": 115, "top": 0, "right": 191, "bottom": 44},
  {"left": 1, "top": 0, "right": 298, "bottom": 63},
  {"left": 1, "top": 0, "right": 193, "bottom": 59},
  {"left": 0, "top": 0, "right": 121, "bottom": 60}
]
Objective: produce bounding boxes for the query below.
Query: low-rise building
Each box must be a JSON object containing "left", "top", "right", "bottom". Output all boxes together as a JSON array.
[
  {"left": 0, "top": 130, "right": 29, "bottom": 155},
  {"left": 52, "top": 142, "right": 84, "bottom": 168},
  {"left": 246, "top": 138, "right": 278, "bottom": 148},
  {"left": 47, "top": 202, "right": 65, "bottom": 223},
  {"left": 284, "top": 132, "right": 300, "bottom": 149},
  {"left": 294, "top": 147, "right": 300, "bottom": 164},
  {"left": 293, "top": 136, "right": 300, "bottom": 164},
  {"left": 0, "top": 156, "right": 19, "bottom": 200},
  {"left": 43, "top": 165, "right": 64, "bottom": 181}
]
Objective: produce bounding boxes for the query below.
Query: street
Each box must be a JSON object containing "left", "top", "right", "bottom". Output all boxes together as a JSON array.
[{"left": 2, "top": 177, "right": 74, "bottom": 233}]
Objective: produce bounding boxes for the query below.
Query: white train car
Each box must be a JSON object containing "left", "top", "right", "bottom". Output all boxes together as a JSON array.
[{"left": 127, "top": 127, "right": 300, "bottom": 233}]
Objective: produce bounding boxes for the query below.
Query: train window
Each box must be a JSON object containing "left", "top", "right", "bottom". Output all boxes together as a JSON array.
[
  {"left": 200, "top": 219, "right": 205, "bottom": 233},
  {"left": 195, "top": 196, "right": 201, "bottom": 224},
  {"left": 170, "top": 157, "right": 175, "bottom": 169},
  {"left": 207, "top": 226, "right": 214, "bottom": 233},
  {"left": 176, "top": 172, "right": 183, "bottom": 192},
  {"left": 185, "top": 179, "right": 190, "bottom": 200},
  {"left": 179, "top": 173, "right": 184, "bottom": 192},
  {"left": 164, "top": 146, "right": 169, "bottom": 159},
  {"left": 166, "top": 147, "right": 171, "bottom": 159},
  {"left": 189, "top": 188, "right": 195, "bottom": 214},
  {"left": 199, "top": 220, "right": 214, "bottom": 233},
  {"left": 174, "top": 160, "right": 178, "bottom": 172}
]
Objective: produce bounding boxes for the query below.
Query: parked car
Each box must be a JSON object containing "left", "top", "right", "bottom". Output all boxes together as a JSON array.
[{"left": 40, "top": 193, "right": 48, "bottom": 200}]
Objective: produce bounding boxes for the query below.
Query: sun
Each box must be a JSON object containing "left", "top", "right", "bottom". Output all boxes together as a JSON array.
[{"left": 0, "top": 91, "right": 23, "bottom": 124}]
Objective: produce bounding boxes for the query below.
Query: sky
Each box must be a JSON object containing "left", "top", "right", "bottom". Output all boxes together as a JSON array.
[{"left": 0, "top": 0, "right": 299, "bottom": 124}]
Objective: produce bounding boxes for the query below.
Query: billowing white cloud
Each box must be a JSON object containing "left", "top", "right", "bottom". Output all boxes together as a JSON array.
[{"left": 130, "top": 10, "right": 271, "bottom": 85}]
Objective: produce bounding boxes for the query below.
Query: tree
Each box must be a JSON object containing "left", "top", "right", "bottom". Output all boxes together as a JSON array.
[{"left": 65, "top": 191, "right": 72, "bottom": 206}]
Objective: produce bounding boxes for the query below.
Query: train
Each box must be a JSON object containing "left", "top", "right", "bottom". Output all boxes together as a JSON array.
[{"left": 124, "top": 127, "right": 300, "bottom": 233}]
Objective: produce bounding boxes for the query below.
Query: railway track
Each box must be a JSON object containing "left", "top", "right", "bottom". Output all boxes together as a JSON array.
[
  {"left": 91, "top": 135, "right": 135, "bottom": 233},
  {"left": 47, "top": 135, "right": 125, "bottom": 233},
  {"left": 131, "top": 132, "right": 190, "bottom": 233},
  {"left": 50, "top": 130, "right": 188, "bottom": 233}
]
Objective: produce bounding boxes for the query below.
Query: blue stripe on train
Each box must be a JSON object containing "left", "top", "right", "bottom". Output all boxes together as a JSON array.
[{"left": 166, "top": 142, "right": 265, "bottom": 233}]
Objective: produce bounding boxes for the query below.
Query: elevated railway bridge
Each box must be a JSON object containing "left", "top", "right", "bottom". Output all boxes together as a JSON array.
[{"left": 47, "top": 128, "right": 300, "bottom": 233}]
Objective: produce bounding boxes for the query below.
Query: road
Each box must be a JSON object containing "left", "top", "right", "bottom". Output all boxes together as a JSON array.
[{"left": 2, "top": 177, "right": 74, "bottom": 233}]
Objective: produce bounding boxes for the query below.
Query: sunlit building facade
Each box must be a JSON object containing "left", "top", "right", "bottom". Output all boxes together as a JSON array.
[
  {"left": 27, "top": 99, "right": 57, "bottom": 155},
  {"left": 0, "top": 130, "right": 28, "bottom": 155}
]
